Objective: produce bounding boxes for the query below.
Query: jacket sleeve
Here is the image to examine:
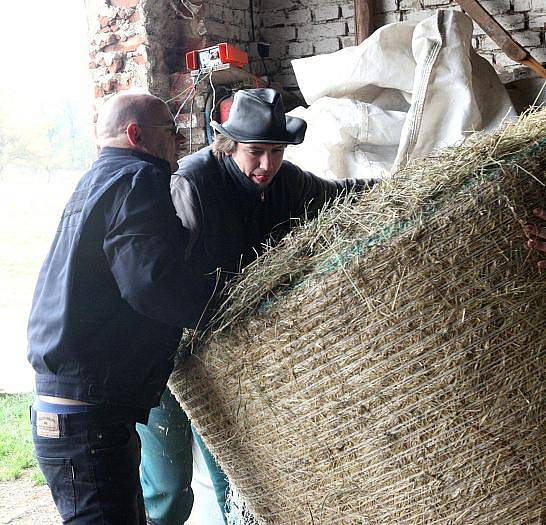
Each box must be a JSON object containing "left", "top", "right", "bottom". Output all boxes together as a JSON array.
[
  {"left": 170, "top": 172, "right": 234, "bottom": 307},
  {"left": 103, "top": 167, "right": 217, "bottom": 329},
  {"left": 170, "top": 174, "right": 202, "bottom": 261},
  {"left": 287, "top": 162, "right": 375, "bottom": 219}
]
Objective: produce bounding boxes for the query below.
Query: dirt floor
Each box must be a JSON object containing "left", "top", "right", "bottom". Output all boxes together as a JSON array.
[
  {"left": 0, "top": 471, "right": 59, "bottom": 525},
  {"left": 0, "top": 470, "right": 211, "bottom": 524}
]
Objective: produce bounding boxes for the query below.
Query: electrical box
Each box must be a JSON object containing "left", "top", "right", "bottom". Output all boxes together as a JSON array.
[{"left": 186, "top": 43, "right": 248, "bottom": 71}]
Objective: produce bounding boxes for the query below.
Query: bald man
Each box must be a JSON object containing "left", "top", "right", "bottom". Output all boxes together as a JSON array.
[{"left": 27, "top": 92, "right": 215, "bottom": 524}]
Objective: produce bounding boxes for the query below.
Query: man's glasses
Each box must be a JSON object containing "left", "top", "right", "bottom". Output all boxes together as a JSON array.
[{"left": 137, "top": 123, "right": 182, "bottom": 137}]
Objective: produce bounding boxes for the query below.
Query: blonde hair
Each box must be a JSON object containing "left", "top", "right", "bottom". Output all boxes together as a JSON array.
[{"left": 212, "top": 133, "right": 238, "bottom": 159}]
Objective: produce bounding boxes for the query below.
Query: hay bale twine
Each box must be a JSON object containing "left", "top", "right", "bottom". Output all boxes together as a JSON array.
[{"left": 170, "top": 109, "right": 546, "bottom": 525}]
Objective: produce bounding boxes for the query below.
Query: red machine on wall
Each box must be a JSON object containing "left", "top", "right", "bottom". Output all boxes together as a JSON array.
[
  {"left": 185, "top": 42, "right": 267, "bottom": 89},
  {"left": 185, "top": 43, "right": 249, "bottom": 71},
  {"left": 184, "top": 43, "right": 268, "bottom": 145}
]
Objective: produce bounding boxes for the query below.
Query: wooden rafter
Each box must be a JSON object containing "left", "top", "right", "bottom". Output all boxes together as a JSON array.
[{"left": 354, "top": 0, "right": 374, "bottom": 44}]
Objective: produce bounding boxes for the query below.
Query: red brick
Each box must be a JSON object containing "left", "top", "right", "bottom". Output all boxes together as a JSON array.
[
  {"left": 110, "top": 0, "right": 139, "bottom": 7},
  {"left": 99, "top": 24, "right": 118, "bottom": 33},
  {"left": 99, "top": 15, "right": 112, "bottom": 28},
  {"left": 132, "top": 54, "right": 147, "bottom": 65},
  {"left": 103, "top": 33, "right": 146, "bottom": 53},
  {"left": 129, "top": 11, "right": 141, "bottom": 23},
  {"left": 109, "top": 56, "right": 124, "bottom": 73},
  {"left": 114, "top": 79, "right": 132, "bottom": 91},
  {"left": 95, "top": 32, "right": 117, "bottom": 50},
  {"left": 119, "top": 7, "right": 139, "bottom": 18},
  {"left": 102, "top": 78, "right": 115, "bottom": 90}
]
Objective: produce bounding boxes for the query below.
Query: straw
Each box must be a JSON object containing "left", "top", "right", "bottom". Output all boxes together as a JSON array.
[{"left": 170, "top": 108, "right": 546, "bottom": 524}]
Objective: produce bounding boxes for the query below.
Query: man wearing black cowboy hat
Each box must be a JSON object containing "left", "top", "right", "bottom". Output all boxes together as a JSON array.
[
  {"left": 138, "top": 88, "right": 374, "bottom": 525},
  {"left": 172, "top": 87, "right": 372, "bottom": 275}
]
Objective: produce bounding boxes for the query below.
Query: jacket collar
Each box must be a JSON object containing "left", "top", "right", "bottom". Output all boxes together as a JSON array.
[
  {"left": 221, "top": 154, "right": 265, "bottom": 198},
  {"left": 99, "top": 147, "right": 172, "bottom": 174}
]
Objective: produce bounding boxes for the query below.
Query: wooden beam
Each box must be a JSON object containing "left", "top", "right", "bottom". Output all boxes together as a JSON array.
[{"left": 355, "top": 0, "right": 374, "bottom": 44}]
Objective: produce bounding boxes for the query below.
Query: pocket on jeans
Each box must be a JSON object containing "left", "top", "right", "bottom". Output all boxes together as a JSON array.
[
  {"left": 36, "top": 456, "right": 76, "bottom": 521},
  {"left": 90, "top": 422, "right": 132, "bottom": 453},
  {"left": 91, "top": 423, "right": 141, "bottom": 506}
]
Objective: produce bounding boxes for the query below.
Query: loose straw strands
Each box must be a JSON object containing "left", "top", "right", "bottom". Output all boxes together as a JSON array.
[
  {"left": 170, "top": 108, "right": 546, "bottom": 524},
  {"left": 209, "top": 111, "right": 546, "bottom": 334}
]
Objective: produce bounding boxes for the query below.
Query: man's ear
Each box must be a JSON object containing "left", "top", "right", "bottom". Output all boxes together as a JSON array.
[{"left": 126, "top": 122, "right": 141, "bottom": 146}]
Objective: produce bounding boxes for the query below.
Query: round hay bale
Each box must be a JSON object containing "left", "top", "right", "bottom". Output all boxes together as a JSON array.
[{"left": 170, "top": 109, "right": 546, "bottom": 524}]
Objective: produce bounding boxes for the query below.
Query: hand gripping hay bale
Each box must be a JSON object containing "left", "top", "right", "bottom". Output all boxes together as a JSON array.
[{"left": 169, "top": 109, "right": 546, "bottom": 525}]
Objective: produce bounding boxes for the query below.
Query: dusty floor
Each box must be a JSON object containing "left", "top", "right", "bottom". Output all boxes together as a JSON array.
[
  {"left": 0, "top": 468, "right": 219, "bottom": 525},
  {"left": 0, "top": 471, "right": 59, "bottom": 525}
]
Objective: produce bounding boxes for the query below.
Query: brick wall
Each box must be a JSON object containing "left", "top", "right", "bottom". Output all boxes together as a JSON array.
[
  {"left": 258, "top": 1, "right": 357, "bottom": 91},
  {"left": 204, "top": 0, "right": 254, "bottom": 43},
  {"left": 85, "top": 0, "right": 255, "bottom": 154},
  {"left": 85, "top": 0, "right": 546, "bottom": 155},
  {"left": 169, "top": 0, "right": 258, "bottom": 153},
  {"left": 257, "top": 0, "right": 546, "bottom": 89},
  {"left": 375, "top": 0, "right": 546, "bottom": 82},
  {"left": 87, "top": 0, "right": 148, "bottom": 102}
]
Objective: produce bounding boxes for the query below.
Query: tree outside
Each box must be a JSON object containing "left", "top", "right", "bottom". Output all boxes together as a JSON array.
[
  {"left": 0, "top": 0, "right": 95, "bottom": 394},
  {"left": 0, "top": 87, "right": 94, "bottom": 178}
]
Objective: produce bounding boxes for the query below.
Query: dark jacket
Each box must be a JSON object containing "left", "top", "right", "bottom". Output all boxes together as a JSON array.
[
  {"left": 27, "top": 147, "right": 214, "bottom": 419},
  {"left": 171, "top": 146, "right": 366, "bottom": 280}
]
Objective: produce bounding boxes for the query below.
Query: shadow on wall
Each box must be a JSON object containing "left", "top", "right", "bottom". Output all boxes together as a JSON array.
[{"left": 505, "top": 77, "right": 546, "bottom": 114}]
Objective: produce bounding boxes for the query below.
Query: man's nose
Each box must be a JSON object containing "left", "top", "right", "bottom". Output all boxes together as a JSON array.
[{"left": 260, "top": 153, "right": 272, "bottom": 171}]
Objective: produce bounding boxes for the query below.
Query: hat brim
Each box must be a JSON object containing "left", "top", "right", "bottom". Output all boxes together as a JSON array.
[{"left": 210, "top": 115, "right": 307, "bottom": 145}]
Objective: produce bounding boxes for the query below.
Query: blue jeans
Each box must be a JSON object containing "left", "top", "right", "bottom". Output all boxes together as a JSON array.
[
  {"left": 31, "top": 407, "right": 145, "bottom": 524},
  {"left": 137, "top": 388, "right": 231, "bottom": 524},
  {"left": 192, "top": 427, "right": 230, "bottom": 525},
  {"left": 137, "top": 388, "right": 193, "bottom": 525}
]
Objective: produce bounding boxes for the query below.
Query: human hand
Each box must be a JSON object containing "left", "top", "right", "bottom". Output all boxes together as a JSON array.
[{"left": 524, "top": 208, "right": 546, "bottom": 269}]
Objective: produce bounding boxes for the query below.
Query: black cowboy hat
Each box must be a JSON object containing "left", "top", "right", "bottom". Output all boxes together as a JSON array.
[{"left": 210, "top": 88, "right": 307, "bottom": 145}]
